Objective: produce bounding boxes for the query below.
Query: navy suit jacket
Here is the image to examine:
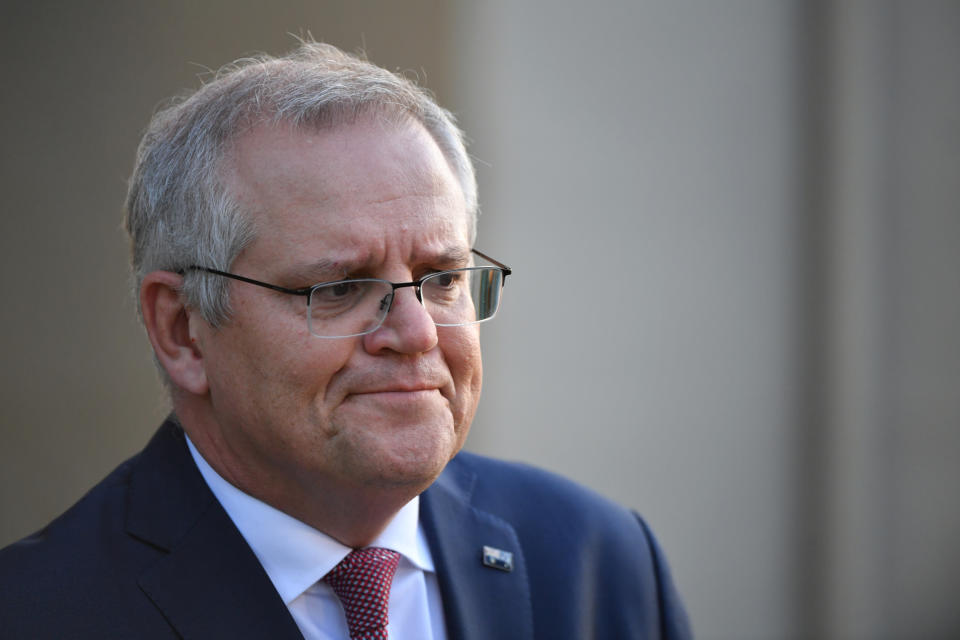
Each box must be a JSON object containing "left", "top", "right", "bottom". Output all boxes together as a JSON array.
[{"left": 0, "top": 420, "right": 691, "bottom": 638}]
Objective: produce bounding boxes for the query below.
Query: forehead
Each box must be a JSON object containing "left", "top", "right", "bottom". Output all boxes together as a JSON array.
[{"left": 224, "top": 118, "right": 470, "bottom": 271}]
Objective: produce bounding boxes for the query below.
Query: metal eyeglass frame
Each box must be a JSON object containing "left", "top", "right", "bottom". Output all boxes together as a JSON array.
[{"left": 179, "top": 248, "right": 511, "bottom": 337}]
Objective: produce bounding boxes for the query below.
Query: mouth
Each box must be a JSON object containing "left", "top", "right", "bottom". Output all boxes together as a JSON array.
[
  {"left": 350, "top": 375, "right": 445, "bottom": 394},
  {"left": 352, "top": 388, "right": 441, "bottom": 398},
  {"left": 345, "top": 388, "right": 446, "bottom": 413}
]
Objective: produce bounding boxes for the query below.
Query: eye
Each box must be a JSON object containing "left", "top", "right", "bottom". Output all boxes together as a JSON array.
[
  {"left": 329, "top": 282, "right": 355, "bottom": 297},
  {"left": 310, "top": 280, "right": 367, "bottom": 310},
  {"left": 422, "top": 270, "right": 468, "bottom": 306},
  {"left": 430, "top": 271, "right": 462, "bottom": 288},
  {"left": 318, "top": 281, "right": 358, "bottom": 299}
]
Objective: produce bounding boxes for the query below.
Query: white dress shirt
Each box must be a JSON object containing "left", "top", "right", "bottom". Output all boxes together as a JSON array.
[{"left": 186, "top": 437, "right": 448, "bottom": 640}]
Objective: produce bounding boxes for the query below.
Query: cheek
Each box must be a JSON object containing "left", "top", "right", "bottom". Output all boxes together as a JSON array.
[
  {"left": 213, "top": 307, "right": 357, "bottom": 408},
  {"left": 282, "top": 339, "right": 358, "bottom": 401},
  {"left": 443, "top": 328, "right": 483, "bottom": 413}
]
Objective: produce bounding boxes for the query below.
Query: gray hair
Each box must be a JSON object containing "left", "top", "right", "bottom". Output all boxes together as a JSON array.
[{"left": 125, "top": 41, "right": 478, "bottom": 326}]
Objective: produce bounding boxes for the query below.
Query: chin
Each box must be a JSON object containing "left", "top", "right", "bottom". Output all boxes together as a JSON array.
[
  {"left": 368, "top": 432, "right": 461, "bottom": 490},
  {"left": 327, "top": 403, "right": 468, "bottom": 490}
]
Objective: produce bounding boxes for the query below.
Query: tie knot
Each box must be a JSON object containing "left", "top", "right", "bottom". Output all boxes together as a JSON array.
[{"left": 324, "top": 547, "right": 402, "bottom": 640}]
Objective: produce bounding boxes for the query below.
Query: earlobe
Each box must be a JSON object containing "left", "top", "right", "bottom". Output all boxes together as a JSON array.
[{"left": 140, "top": 271, "right": 209, "bottom": 395}]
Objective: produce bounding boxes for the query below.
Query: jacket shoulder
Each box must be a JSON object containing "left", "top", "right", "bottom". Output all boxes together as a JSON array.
[
  {"left": 0, "top": 454, "right": 139, "bottom": 570},
  {"left": 0, "top": 425, "right": 191, "bottom": 638},
  {"left": 449, "top": 450, "right": 641, "bottom": 532},
  {"left": 442, "top": 450, "right": 693, "bottom": 639}
]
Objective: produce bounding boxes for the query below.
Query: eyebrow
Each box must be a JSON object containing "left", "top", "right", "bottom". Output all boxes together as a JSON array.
[
  {"left": 276, "top": 259, "right": 345, "bottom": 284},
  {"left": 429, "top": 246, "right": 473, "bottom": 268},
  {"left": 279, "top": 245, "right": 473, "bottom": 284}
]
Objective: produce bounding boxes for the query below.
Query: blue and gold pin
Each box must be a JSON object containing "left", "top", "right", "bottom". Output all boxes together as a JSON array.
[{"left": 481, "top": 545, "right": 514, "bottom": 572}]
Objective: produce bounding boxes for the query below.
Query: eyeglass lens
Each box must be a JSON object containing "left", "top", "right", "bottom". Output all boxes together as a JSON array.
[{"left": 306, "top": 267, "right": 504, "bottom": 338}]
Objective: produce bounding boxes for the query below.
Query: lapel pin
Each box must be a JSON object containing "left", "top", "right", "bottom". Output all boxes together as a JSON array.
[{"left": 482, "top": 545, "right": 514, "bottom": 572}]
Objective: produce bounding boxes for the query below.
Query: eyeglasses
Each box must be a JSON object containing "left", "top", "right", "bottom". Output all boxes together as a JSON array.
[{"left": 182, "top": 249, "right": 511, "bottom": 338}]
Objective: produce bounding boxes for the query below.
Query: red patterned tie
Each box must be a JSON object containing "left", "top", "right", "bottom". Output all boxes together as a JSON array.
[{"left": 324, "top": 547, "right": 402, "bottom": 640}]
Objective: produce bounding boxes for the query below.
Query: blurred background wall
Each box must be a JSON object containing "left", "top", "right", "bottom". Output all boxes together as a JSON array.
[{"left": 2, "top": 1, "right": 958, "bottom": 638}]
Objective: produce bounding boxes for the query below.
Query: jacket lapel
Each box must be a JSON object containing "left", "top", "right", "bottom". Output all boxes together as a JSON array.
[
  {"left": 126, "top": 421, "right": 304, "bottom": 639},
  {"left": 420, "top": 456, "right": 534, "bottom": 640}
]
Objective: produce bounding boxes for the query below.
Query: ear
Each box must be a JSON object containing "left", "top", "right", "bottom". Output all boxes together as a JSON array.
[{"left": 140, "top": 271, "right": 209, "bottom": 395}]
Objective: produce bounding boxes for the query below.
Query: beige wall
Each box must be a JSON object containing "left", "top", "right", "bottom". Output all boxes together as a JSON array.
[
  {"left": 457, "top": 3, "right": 800, "bottom": 636},
  {"left": 3, "top": 2, "right": 959, "bottom": 638}
]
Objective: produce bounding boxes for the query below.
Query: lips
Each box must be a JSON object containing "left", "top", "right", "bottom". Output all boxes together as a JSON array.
[
  {"left": 346, "top": 380, "right": 448, "bottom": 407},
  {"left": 352, "top": 385, "right": 440, "bottom": 395},
  {"left": 343, "top": 388, "right": 446, "bottom": 415},
  {"left": 338, "top": 362, "right": 452, "bottom": 401}
]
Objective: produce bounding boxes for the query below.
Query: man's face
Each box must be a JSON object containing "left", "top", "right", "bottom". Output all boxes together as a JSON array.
[{"left": 190, "top": 118, "right": 482, "bottom": 507}]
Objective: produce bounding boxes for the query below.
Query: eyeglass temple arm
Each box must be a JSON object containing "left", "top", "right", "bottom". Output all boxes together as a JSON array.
[
  {"left": 472, "top": 249, "right": 512, "bottom": 281},
  {"left": 180, "top": 266, "right": 312, "bottom": 296}
]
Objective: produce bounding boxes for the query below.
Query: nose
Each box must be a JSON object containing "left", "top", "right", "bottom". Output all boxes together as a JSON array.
[{"left": 363, "top": 286, "right": 438, "bottom": 355}]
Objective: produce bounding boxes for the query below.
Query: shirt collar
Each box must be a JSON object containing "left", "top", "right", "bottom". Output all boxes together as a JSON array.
[{"left": 185, "top": 436, "right": 435, "bottom": 604}]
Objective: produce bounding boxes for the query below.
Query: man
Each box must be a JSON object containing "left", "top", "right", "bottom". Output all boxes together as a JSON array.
[{"left": 0, "top": 42, "right": 691, "bottom": 639}]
